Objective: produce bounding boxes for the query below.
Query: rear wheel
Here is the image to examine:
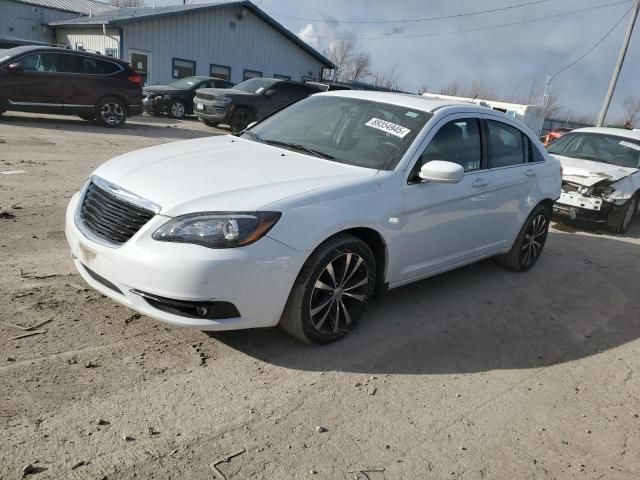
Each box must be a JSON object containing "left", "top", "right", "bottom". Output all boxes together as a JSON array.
[
  {"left": 608, "top": 195, "right": 638, "bottom": 234},
  {"left": 279, "top": 234, "right": 376, "bottom": 344},
  {"left": 95, "top": 97, "right": 127, "bottom": 128},
  {"left": 496, "top": 204, "right": 550, "bottom": 272},
  {"left": 168, "top": 100, "right": 186, "bottom": 119},
  {"left": 230, "top": 107, "right": 253, "bottom": 133}
]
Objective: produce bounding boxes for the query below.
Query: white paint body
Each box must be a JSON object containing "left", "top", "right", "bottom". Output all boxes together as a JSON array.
[
  {"left": 551, "top": 128, "right": 640, "bottom": 211},
  {"left": 65, "top": 91, "right": 561, "bottom": 331}
]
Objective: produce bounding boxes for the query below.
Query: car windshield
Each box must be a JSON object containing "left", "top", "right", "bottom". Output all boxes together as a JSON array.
[
  {"left": 168, "top": 77, "right": 203, "bottom": 88},
  {"left": 233, "top": 78, "right": 278, "bottom": 94},
  {"left": 548, "top": 132, "right": 640, "bottom": 169},
  {"left": 241, "top": 95, "right": 431, "bottom": 171}
]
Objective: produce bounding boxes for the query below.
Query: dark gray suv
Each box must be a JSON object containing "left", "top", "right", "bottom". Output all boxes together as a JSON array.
[{"left": 193, "top": 78, "right": 321, "bottom": 132}]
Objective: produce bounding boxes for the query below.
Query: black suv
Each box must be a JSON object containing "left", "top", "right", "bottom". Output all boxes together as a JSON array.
[
  {"left": 194, "top": 78, "right": 321, "bottom": 132},
  {"left": 143, "top": 76, "right": 234, "bottom": 119},
  {"left": 0, "top": 46, "right": 142, "bottom": 127}
]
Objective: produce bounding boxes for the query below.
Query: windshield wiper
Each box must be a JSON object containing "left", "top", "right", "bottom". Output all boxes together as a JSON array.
[
  {"left": 261, "top": 139, "right": 335, "bottom": 159},
  {"left": 240, "top": 130, "right": 264, "bottom": 141}
]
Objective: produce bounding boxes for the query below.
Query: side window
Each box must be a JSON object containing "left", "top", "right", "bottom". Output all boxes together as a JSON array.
[
  {"left": 419, "top": 119, "right": 482, "bottom": 172},
  {"left": 486, "top": 120, "right": 526, "bottom": 168},
  {"left": 243, "top": 69, "right": 262, "bottom": 81},
  {"left": 172, "top": 58, "right": 195, "bottom": 79},
  {"left": 56, "top": 54, "right": 84, "bottom": 73},
  {"left": 19, "top": 53, "right": 40, "bottom": 71},
  {"left": 531, "top": 143, "right": 546, "bottom": 163},
  {"left": 93, "top": 59, "right": 121, "bottom": 75},
  {"left": 210, "top": 64, "right": 230, "bottom": 81}
]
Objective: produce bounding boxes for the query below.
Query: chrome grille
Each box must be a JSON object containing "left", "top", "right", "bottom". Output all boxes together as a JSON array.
[
  {"left": 79, "top": 182, "right": 155, "bottom": 245},
  {"left": 195, "top": 92, "right": 215, "bottom": 101}
]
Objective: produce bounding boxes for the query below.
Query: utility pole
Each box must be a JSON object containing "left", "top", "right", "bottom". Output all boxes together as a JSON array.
[{"left": 596, "top": 0, "right": 640, "bottom": 127}]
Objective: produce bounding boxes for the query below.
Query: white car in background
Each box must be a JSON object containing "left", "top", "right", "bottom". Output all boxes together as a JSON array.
[
  {"left": 65, "top": 91, "right": 561, "bottom": 344},
  {"left": 548, "top": 127, "right": 640, "bottom": 233}
]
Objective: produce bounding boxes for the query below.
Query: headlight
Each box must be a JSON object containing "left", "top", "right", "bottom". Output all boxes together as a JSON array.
[{"left": 152, "top": 212, "right": 281, "bottom": 248}]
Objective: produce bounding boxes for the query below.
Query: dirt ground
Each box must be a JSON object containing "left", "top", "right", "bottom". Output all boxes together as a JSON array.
[{"left": 1, "top": 112, "right": 639, "bottom": 480}]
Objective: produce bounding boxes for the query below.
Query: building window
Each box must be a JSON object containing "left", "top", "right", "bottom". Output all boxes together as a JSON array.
[
  {"left": 243, "top": 69, "right": 262, "bottom": 81},
  {"left": 172, "top": 58, "right": 195, "bottom": 79},
  {"left": 105, "top": 48, "right": 117, "bottom": 58},
  {"left": 301, "top": 75, "right": 315, "bottom": 83},
  {"left": 274, "top": 74, "right": 291, "bottom": 80},
  {"left": 210, "top": 64, "right": 231, "bottom": 81}
]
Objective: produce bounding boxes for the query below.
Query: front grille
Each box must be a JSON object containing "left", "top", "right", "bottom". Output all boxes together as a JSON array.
[
  {"left": 79, "top": 182, "right": 155, "bottom": 245},
  {"left": 195, "top": 92, "right": 215, "bottom": 101}
]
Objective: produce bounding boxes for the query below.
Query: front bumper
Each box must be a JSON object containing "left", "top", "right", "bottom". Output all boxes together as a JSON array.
[
  {"left": 553, "top": 191, "right": 614, "bottom": 222},
  {"left": 65, "top": 193, "right": 306, "bottom": 330},
  {"left": 193, "top": 100, "right": 232, "bottom": 123}
]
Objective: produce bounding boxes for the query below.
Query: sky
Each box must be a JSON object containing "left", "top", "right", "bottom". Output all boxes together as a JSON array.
[{"left": 156, "top": 0, "right": 640, "bottom": 122}]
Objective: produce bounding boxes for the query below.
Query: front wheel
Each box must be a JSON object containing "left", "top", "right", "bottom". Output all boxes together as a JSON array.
[
  {"left": 168, "top": 100, "right": 186, "bottom": 119},
  {"left": 608, "top": 195, "right": 638, "bottom": 234},
  {"left": 95, "top": 97, "right": 127, "bottom": 128},
  {"left": 496, "top": 205, "right": 550, "bottom": 272},
  {"left": 279, "top": 234, "right": 376, "bottom": 344},
  {"left": 230, "top": 107, "right": 253, "bottom": 133}
]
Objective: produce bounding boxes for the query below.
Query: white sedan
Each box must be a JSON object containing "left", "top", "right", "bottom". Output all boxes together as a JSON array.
[
  {"left": 65, "top": 91, "right": 561, "bottom": 344},
  {"left": 547, "top": 127, "right": 640, "bottom": 233}
]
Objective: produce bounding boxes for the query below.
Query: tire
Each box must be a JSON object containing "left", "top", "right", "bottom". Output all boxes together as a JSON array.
[
  {"left": 608, "top": 195, "right": 638, "bottom": 234},
  {"left": 168, "top": 100, "right": 186, "bottom": 119},
  {"left": 202, "top": 119, "right": 219, "bottom": 128},
  {"left": 496, "top": 204, "right": 551, "bottom": 272},
  {"left": 230, "top": 107, "right": 253, "bottom": 133},
  {"left": 279, "top": 234, "right": 376, "bottom": 345},
  {"left": 78, "top": 114, "right": 94, "bottom": 122},
  {"left": 95, "top": 97, "right": 127, "bottom": 128}
]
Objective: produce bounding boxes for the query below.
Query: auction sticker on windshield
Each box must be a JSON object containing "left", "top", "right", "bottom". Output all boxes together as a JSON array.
[{"left": 365, "top": 118, "right": 411, "bottom": 138}]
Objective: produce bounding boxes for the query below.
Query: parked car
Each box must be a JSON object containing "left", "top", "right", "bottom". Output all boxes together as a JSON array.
[
  {"left": 193, "top": 77, "right": 322, "bottom": 132},
  {"left": 143, "top": 76, "right": 234, "bottom": 119},
  {"left": 0, "top": 46, "right": 142, "bottom": 127},
  {"left": 65, "top": 91, "right": 561, "bottom": 344},
  {"left": 548, "top": 127, "right": 640, "bottom": 233}
]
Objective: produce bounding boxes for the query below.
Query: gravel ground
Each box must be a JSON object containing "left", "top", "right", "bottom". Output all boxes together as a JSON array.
[{"left": 1, "top": 112, "right": 639, "bottom": 480}]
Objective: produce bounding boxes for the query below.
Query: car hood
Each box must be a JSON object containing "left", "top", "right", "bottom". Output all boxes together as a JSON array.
[
  {"left": 197, "top": 87, "right": 255, "bottom": 97},
  {"left": 92, "top": 135, "right": 377, "bottom": 216},
  {"left": 550, "top": 154, "right": 638, "bottom": 187},
  {"left": 143, "top": 85, "right": 180, "bottom": 94}
]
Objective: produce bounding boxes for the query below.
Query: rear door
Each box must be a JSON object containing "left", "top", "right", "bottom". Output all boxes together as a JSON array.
[{"left": 483, "top": 115, "right": 545, "bottom": 243}]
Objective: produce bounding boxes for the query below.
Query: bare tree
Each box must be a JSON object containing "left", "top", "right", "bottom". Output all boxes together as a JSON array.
[
  {"left": 622, "top": 95, "right": 640, "bottom": 127},
  {"left": 373, "top": 64, "right": 403, "bottom": 91},
  {"left": 326, "top": 38, "right": 355, "bottom": 82},
  {"left": 110, "top": 0, "right": 143, "bottom": 6},
  {"left": 440, "top": 80, "right": 460, "bottom": 96},
  {"left": 463, "top": 80, "right": 496, "bottom": 101},
  {"left": 348, "top": 52, "right": 372, "bottom": 82},
  {"left": 417, "top": 83, "right": 429, "bottom": 95}
]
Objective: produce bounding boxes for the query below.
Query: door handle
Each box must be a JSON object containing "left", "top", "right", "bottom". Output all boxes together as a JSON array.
[
  {"left": 525, "top": 169, "right": 537, "bottom": 177},
  {"left": 472, "top": 178, "right": 489, "bottom": 188}
]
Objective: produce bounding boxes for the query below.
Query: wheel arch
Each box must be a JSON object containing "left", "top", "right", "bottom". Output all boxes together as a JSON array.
[{"left": 306, "top": 227, "right": 389, "bottom": 298}]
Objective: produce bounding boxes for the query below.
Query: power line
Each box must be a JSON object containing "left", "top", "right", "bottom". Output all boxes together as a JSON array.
[
  {"left": 293, "top": 0, "right": 631, "bottom": 40},
  {"left": 267, "top": 0, "right": 551, "bottom": 25}
]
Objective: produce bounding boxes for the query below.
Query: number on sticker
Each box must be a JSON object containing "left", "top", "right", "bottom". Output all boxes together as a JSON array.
[{"left": 365, "top": 118, "right": 411, "bottom": 138}]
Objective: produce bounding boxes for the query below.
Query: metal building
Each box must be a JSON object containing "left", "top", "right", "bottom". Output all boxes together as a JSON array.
[
  {"left": 43, "top": 1, "right": 333, "bottom": 86},
  {"left": 0, "top": 0, "right": 115, "bottom": 43}
]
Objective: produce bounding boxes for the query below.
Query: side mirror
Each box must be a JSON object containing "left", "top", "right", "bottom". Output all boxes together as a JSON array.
[
  {"left": 419, "top": 160, "right": 464, "bottom": 184},
  {"left": 7, "top": 62, "right": 24, "bottom": 71},
  {"left": 246, "top": 121, "right": 257, "bottom": 129}
]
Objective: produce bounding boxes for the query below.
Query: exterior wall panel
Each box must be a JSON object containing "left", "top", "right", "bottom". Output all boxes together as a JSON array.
[
  {"left": 0, "top": 0, "right": 76, "bottom": 42},
  {"left": 54, "top": 27, "right": 119, "bottom": 55},
  {"left": 120, "top": 7, "right": 324, "bottom": 85}
]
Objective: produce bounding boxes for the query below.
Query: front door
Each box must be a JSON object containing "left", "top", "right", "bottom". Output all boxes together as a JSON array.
[
  {"left": 397, "top": 116, "right": 497, "bottom": 283},
  {"left": 130, "top": 50, "right": 149, "bottom": 86},
  {"left": 2, "top": 52, "right": 66, "bottom": 112}
]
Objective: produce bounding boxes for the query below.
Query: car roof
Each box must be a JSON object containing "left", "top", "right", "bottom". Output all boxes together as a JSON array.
[
  {"left": 570, "top": 127, "right": 640, "bottom": 141},
  {"left": 318, "top": 89, "right": 480, "bottom": 114},
  {"left": 1, "top": 45, "right": 128, "bottom": 65}
]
